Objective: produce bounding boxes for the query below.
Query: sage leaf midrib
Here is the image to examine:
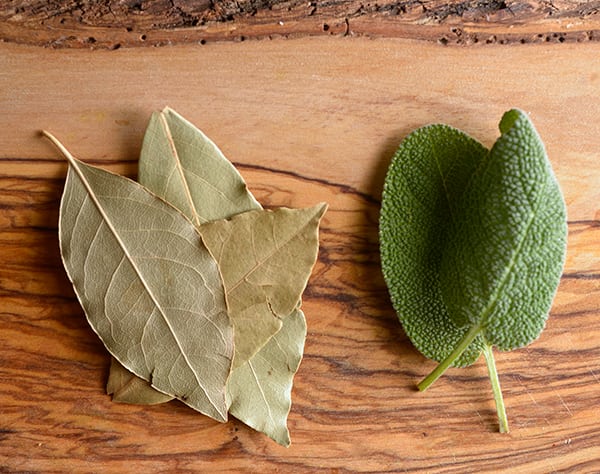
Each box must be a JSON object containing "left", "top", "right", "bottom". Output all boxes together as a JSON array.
[
  {"left": 468, "top": 180, "right": 545, "bottom": 332},
  {"left": 440, "top": 109, "right": 567, "bottom": 351}
]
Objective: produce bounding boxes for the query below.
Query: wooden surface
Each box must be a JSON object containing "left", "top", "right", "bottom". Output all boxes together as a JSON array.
[
  {"left": 1, "top": 37, "right": 600, "bottom": 472},
  {"left": 2, "top": 0, "right": 600, "bottom": 48}
]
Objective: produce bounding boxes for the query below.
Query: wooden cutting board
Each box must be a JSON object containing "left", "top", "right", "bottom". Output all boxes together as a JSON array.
[{"left": 1, "top": 34, "right": 599, "bottom": 472}]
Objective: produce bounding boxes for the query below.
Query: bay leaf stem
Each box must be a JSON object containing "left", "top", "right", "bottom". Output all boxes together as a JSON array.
[
  {"left": 482, "top": 343, "right": 509, "bottom": 433},
  {"left": 417, "top": 324, "right": 482, "bottom": 391},
  {"left": 42, "top": 130, "right": 78, "bottom": 167}
]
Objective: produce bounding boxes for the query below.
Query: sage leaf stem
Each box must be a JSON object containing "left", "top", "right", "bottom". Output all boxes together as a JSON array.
[
  {"left": 417, "top": 324, "right": 482, "bottom": 391},
  {"left": 482, "top": 343, "right": 509, "bottom": 433}
]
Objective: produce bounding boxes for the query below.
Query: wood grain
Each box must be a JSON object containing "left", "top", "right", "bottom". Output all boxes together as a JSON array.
[
  {"left": 1, "top": 0, "right": 600, "bottom": 48},
  {"left": 1, "top": 38, "right": 600, "bottom": 472}
]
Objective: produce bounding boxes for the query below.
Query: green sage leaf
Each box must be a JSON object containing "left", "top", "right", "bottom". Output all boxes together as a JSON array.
[
  {"left": 49, "top": 133, "right": 233, "bottom": 422},
  {"left": 380, "top": 110, "right": 567, "bottom": 433},
  {"left": 380, "top": 124, "right": 487, "bottom": 367},
  {"left": 440, "top": 109, "right": 567, "bottom": 350}
]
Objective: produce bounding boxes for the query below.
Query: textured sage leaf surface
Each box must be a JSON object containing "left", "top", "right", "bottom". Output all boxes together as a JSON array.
[
  {"left": 227, "top": 308, "right": 307, "bottom": 447},
  {"left": 380, "top": 109, "right": 567, "bottom": 433},
  {"left": 201, "top": 204, "right": 327, "bottom": 368},
  {"left": 139, "top": 107, "right": 261, "bottom": 225},
  {"left": 57, "top": 150, "right": 233, "bottom": 422},
  {"left": 380, "top": 124, "right": 487, "bottom": 366},
  {"left": 440, "top": 109, "right": 567, "bottom": 350}
]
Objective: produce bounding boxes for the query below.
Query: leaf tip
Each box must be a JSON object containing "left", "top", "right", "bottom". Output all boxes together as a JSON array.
[
  {"left": 498, "top": 108, "right": 527, "bottom": 134},
  {"left": 315, "top": 202, "right": 328, "bottom": 218}
]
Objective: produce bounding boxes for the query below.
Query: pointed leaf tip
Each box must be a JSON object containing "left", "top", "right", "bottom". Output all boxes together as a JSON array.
[
  {"left": 227, "top": 309, "right": 307, "bottom": 447},
  {"left": 140, "top": 107, "right": 261, "bottom": 225},
  {"left": 498, "top": 108, "right": 525, "bottom": 134}
]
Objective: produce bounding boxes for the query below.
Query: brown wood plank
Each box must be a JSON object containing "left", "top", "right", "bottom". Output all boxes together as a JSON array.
[
  {"left": 2, "top": 0, "right": 600, "bottom": 48},
  {"left": 1, "top": 38, "right": 600, "bottom": 472}
]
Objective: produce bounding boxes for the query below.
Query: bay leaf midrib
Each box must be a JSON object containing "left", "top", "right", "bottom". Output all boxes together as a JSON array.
[{"left": 65, "top": 155, "right": 219, "bottom": 414}]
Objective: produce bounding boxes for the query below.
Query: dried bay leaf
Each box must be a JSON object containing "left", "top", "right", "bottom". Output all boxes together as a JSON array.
[
  {"left": 201, "top": 204, "right": 327, "bottom": 368},
  {"left": 227, "top": 308, "right": 307, "bottom": 447},
  {"left": 107, "top": 358, "right": 173, "bottom": 405},
  {"left": 138, "top": 107, "right": 325, "bottom": 366},
  {"left": 107, "top": 106, "right": 265, "bottom": 405},
  {"left": 106, "top": 204, "right": 326, "bottom": 385},
  {"left": 108, "top": 206, "right": 323, "bottom": 445},
  {"left": 109, "top": 312, "right": 309, "bottom": 446},
  {"left": 106, "top": 108, "right": 325, "bottom": 445},
  {"left": 46, "top": 132, "right": 234, "bottom": 422},
  {"left": 139, "top": 107, "right": 261, "bottom": 225}
]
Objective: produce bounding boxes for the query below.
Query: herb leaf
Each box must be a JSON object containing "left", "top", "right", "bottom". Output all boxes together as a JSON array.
[
  {"left": 108, "top": 109, "right": 323, "bottom": 445},
  {"left": 107, "top": 358, "right": 173, "bottom": 405},
  {"left": 380, "top": 124, "right": 487, "bottom": 367},
  {"left": 422, "top": 111, "right": 567, "bottom": 431},
  {"left": 227, "top": 308, "right": 307, "bottom": 447},
  {"left": 381, "top": 110, "right": 567, "bottom": 433},
  {"left": 139, "top": 107, "right": 325, "bottom": 367},
  {"left": 140, "top": 107, "right": 261, "bottom": 225},
  {"left": 201, "top": 204, "right": 327, "bottom": 368},
  {"left": 440, "top": 109, "right": 567, "bottom": 351},
  {"left": 46, "top": 132, "right": 233, "bottom": 422}
]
